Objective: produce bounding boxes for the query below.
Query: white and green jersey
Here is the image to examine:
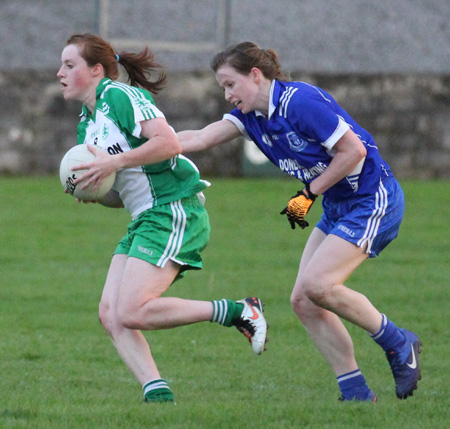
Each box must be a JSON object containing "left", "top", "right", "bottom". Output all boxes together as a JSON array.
[{"left": 77, "top": 78, "right": 209, "bottom": 219}]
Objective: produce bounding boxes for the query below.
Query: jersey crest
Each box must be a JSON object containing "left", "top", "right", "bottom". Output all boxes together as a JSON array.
[
  {"left": 287, "top": 132, "right": 308, "bottom": 152},
  {"left": 262, "top": 134, "right": 273, "bottom": 147},
  {"left": 102, "top": 123, "right": 109, "bottom": 141}
]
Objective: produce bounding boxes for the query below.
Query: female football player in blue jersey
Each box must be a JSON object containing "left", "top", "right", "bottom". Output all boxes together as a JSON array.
[
  {"left": 57, "top": 34, "right": 268, "bottom": 403},
  {"left": 178, "top": 41, "right": 422, "bottom": 401}
]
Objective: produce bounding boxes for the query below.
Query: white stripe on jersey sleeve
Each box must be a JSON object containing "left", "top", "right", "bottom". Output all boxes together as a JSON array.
[
  {"left": 223, "top": 113, "right": 249, "bottom": 139},
  {"left": 322, "top": 116, "right": 350, "bottom": 150}
]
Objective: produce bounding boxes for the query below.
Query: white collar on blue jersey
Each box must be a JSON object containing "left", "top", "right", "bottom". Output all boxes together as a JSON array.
[{"left": 255, "top": 80, "right": 276, "bottom": 119}]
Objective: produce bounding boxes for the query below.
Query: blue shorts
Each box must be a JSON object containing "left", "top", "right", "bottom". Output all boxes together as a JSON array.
[{"left": 316, "top": 178, "right": 405, "bottom": 258}]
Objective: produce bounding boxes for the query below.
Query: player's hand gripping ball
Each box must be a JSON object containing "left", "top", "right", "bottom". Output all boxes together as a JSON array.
[
  {"left": 59, "top": 144, "right": 116, "bottom": 200},
  {"left": 280, "top": 184, "right": 317, "bottom": 230}
]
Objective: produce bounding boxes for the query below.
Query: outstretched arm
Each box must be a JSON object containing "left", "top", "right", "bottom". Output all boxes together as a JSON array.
[{"left": 178, "top": 119, "right": 241, "bottom": 153}]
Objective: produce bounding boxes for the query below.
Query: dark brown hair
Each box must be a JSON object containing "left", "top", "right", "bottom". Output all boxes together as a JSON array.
[
  {"left": 66, "top": 33, "right": 167, "bottom": 94},
  {"left": 210, "top": 41, "right": 290, "bottom": 82}
]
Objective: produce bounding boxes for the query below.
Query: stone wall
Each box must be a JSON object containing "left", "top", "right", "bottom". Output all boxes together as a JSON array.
[
  {"left": 0, "top": 70, "right": 449, "bottom": 178},
  {"left": 1, "top": 1, "right": 449, "bottom": 178}
]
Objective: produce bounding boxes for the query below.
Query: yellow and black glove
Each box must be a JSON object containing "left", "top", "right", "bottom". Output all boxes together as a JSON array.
[{"left": 280, "top": 183, "right": 317, "bottom": 230}]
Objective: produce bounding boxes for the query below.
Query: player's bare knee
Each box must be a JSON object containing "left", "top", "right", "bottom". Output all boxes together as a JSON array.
[
  {"left": 301, "top": 275, "right": 331, "bottom": 308},
  {"left": 98, "top": 301, "right": 111, "bottom": 330},
  {"left": 290, "top": 289, "right": 308, "bottom": 314},
  {"left": 304, "top": 286, "right": 327, "bottom": 307},
  {"left": 291, "top": 287, "right": 323, "bottom": 323},
  {"left": 307, "top": 294, "right": 328, "bottom": 311},
  {"left": 116, "top": 305, "right": 139, "bottom": 329},
  {"left": 98, "top": 302, "right": 125, "bottom": 337}
]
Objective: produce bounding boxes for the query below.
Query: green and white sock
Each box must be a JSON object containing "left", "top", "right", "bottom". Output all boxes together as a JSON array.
[
  {"left": 143, "top": 379, "right": 174, "bottom": 403},
  {"left": 211, "top": 299, "right": 244, "bottom": 327}
]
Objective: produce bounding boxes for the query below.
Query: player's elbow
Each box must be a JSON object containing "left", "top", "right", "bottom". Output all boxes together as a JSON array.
[
  {"left": 163, "top": 136, "right": 182, "bottom": 158},
  {"left": 172, "top": 142, "right": 183, "bottom": 157},
  {"left": 357, "top": 144, "right": 367, "bottom": 160}
]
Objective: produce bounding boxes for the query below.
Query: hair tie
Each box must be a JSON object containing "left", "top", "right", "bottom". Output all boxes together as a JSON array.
[{"left": 115, "top": 54, "right": 120, "bottom": 62}]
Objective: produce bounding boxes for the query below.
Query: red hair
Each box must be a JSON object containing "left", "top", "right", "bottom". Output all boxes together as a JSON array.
[{"left": 66, "top": 33, "right": 167, "bottom": 94}]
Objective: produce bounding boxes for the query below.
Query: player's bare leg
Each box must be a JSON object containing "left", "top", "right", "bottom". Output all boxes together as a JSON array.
[
  {"left": 99, "top": 254, "right": 162, "bottom": 385},
  {"left": 99, "top": 255, "right": 185, "bottom": 402},
  {"left": 115, "top": 257, "right": 267, "bottom": 355},
  {"left": 116, "top": 258, "right": 213, "bottom": 331},
  {"left": 99, "top": 255, "right": 267, "bottom": 402},
  {"left": 291, "top": 228, "right": 378, "bottom": 401},
  {"left": 300, "top": 232, "right": 383, "bottom": 332}
]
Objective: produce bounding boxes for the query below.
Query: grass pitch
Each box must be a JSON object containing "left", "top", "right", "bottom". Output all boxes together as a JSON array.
[{"left": 0, "top": 176, "right": 449, "bottom": 428}]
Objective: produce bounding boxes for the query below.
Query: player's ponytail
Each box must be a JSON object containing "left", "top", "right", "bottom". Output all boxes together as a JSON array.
[
  {"left": 115, "top": 47, "right": 167, "bottom": 95},
  {"left": 66, "top": 33, "right": 167, "bottom": 95}
]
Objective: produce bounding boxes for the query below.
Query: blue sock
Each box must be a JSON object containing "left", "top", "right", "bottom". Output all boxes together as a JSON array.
[
  {"left": 337, "top": 370, "right": 372, "bottom": 400},
  {"left": 371, "top": 314, "right": 406, "bottom": 352}
]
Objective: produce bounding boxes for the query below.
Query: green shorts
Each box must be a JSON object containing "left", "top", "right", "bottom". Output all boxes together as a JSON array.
[{"left": 115, "top": 194, "right": 210, "bottom": 274}]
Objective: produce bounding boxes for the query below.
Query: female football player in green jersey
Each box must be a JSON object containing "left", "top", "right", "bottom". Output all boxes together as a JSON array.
[{"left": 57, "top": 33, "right": 267, "bottom": 403}]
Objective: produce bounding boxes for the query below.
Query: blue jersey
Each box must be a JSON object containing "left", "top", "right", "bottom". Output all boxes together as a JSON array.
[{"left": 225, "top": 80, "right": 392, "bottom": 201}]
